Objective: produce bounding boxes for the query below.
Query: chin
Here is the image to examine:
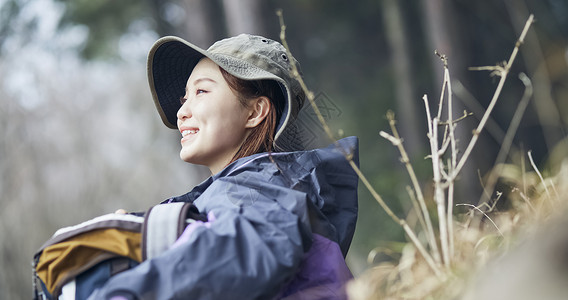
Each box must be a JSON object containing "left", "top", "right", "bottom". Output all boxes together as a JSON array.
[
  {"left": 180, "top": 151, "right": 206, "bottom": 166},
  {"left": 179, "top": 151, "right": 193, "bottom": 163}
]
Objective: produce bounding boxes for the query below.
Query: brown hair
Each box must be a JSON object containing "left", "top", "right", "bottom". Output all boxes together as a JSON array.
[{"left": 219, "top": 67, "right": 285, "bottom": 163}]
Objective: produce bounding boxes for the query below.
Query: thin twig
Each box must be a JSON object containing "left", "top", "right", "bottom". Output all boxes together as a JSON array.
[
  {"left": 452, "top": 81, "right": 508, "bottom": 145},
  {"left": 423, "top": 95, "right": 433, "bottom": 135},
  {"left": 277, "top": 15, "right": 335, "bottom": 145},
  {"left": 453, "top": 14, "right": 534, "bottom": 177},
  {"left": 455, "top": 204, "right": 504, "bottom": 238},
  {"left": 468, "top": 64, "right": 505, "bottom": 72},
  {"left": 438, "top": 135, "right": 451, "bottom": 157},
  {"left": 347, "top": 159, "right": 443, "bottom": 278},
  {"left": 406, "top": 185, "right": 429, "bottom": 238},
  {"left": 424, "top": 72, "right": 451, "bottom": 267},
  {"left": 429, "top": 116, "right": 450, "bottom": 268},
  {"left": 447, "top": 178, "right": 455, "bottom": 258},
  {"left": 528, "top": 150, "right": 551, "bottom": 201},
  {"left": 382, "top": 112, "right": 441, "bottom": 264},
  {"left": 438, "top": 110, "right": 473, "bottom": 125},
  {"left": 478, "top": 73, "right": 533, "bottom": 205},
  {"left": 435, "top": 50, "right": 448, "bottom": 119},
  {"left": 521, "top": 144, "right": 527, "bottom": 196},
  {"left": 423, "top": 94, "right": 447, "bottom": 267},
  {"left": 276, "top": 10, "right": 443, "bottom": 276},
  {"left": 444, "top": 62, "right": 457, "bottom": 261},
  {"left": 519, "top": 191, "right": 536, "bottom": 213}
]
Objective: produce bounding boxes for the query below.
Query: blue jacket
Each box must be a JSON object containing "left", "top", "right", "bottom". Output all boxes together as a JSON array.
[{"left": 93, "top": 136, "right": 359, "bottom": 300}]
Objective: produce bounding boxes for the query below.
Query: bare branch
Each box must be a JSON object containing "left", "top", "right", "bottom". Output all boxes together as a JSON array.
[
  {"left": 445, "top": 64, "right": 457, "bottom": 260},
  {"left": 438, "top": 110, "right": 473, "bottom": 125},
  {"left": 406, "top": 185, "right": 429, "bottom": 239},
  {"left": 478, "top": 73, "right": 533, "bottom": 205},
  {"left": 277, "top": 11, "right": 441, "bottom": 275},
  {"left": 384, "top": 112, "right": 442, "bottom": 264},
  {"left": 428, "top": 115, "right": 450, "bottom": 268},
  {"left": 528, "top": 150, "right": 551, "bottom": 201},
  {"left": 453, "top": 14, "right": 534, "bottom": 177}
]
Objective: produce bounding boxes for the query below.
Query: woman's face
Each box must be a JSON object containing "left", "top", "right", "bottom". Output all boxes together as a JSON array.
[{"left": 177, "top": 58, "right": 252, "bottom": 174}]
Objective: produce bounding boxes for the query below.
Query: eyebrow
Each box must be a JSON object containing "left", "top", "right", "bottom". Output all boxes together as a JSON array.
[
  {"left": 184, "top": 77, "right": 217, "bottom": 94},
  {"left": 193, "top": 77, "right": 216, "bottom": 85},
  {"left": 185, "top": 77, "right": 216, "bottom": 94}
]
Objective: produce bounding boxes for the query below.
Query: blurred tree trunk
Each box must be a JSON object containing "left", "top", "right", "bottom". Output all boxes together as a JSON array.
[
  {"left": 146, "top": 0, "right": 217, "bottom": 47},
  {"left": 381, "top": 0, "right": 423, "bottom": 157},
  {"left": 221, "top": 0, "right": 266, "bottom": 36},
  {"left": 181, "top": 0, "right": 217, "bottom": 47},
  {"left": 421, "top": 0, "right": 450, "bottom": 82}
]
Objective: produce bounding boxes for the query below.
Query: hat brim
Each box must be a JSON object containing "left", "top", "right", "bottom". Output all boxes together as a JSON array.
[
  {"left": 147, "top": 36, "right": 294, "bottom": 150},
  {"left": 147, "top": 36, "right": 204, "bottom": 129}
]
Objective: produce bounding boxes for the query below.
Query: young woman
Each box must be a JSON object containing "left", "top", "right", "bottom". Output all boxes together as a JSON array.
[{"left": 93, "top": 34, "right": 359, "bottom": 299}]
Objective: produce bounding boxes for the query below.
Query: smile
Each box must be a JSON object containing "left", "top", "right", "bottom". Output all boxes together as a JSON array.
[{"left": 181, "top": 129, "right": 199, "bottom": 137}]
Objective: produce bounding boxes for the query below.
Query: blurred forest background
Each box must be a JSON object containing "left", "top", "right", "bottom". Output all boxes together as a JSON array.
[{"left": 1, "top": 0, "right": 567, "bottom": 298}]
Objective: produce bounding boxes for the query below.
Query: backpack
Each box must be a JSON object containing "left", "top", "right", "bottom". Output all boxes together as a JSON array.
[{"left": 32, "top": 202, "right": 207, "bottom": 300}]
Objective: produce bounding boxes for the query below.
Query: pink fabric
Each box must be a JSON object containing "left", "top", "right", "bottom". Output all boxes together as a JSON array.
[{"left": 171, "top": 211, "right": 217, "bottom": 249}]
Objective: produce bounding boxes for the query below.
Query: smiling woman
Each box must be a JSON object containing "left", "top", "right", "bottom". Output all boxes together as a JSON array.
[
  {"left": 35, "top": 34, "right": 360, "bottom": 300},
  {"left": 176, "top": 57, "right": 284, "bottom": 174},
  {"left": 177, "top": 58, "right": 256, "bottom": 174}
]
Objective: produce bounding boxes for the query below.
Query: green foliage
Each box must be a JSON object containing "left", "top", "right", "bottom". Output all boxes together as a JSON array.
[
  {"left": 56, "top": 0, "right": 148, "bottom": 59},
  {"left": 0, "top": 0, "right": 27, "bottom": 51}
]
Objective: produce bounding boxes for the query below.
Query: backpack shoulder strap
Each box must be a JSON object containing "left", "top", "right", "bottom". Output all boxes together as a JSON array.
[{"left": 142, "top": 202, "right": 202, "bottom": 260}]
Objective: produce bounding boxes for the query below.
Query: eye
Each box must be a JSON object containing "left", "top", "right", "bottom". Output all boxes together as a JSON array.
[{"left": 196, "top": 89, "right": 207, "bottom": 95}]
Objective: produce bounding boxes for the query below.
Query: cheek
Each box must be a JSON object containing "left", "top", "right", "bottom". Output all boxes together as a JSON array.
[
  {"left": 213, "top": 104, "right": 249, "bottom": 128},
  {"left": 194, "top": 94, "right": 250, "bottom": 134},
  {"left": 215, "top": 115, "right": 248, "bottom": 136}
]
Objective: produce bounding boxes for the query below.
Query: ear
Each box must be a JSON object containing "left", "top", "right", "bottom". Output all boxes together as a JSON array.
[{"left": 245, "top": 96, "right": 271, "bottom": 128}]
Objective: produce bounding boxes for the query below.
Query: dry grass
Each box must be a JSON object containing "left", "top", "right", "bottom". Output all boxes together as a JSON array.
[
  {"left": 347, "top": 160, "right": 568, "bottom": 300},
  {"left": 342, "top": 13, "right": 568, "bottom": 299},
  {"left": 277, "top": 12, "right": 567, "bottom": 299}
]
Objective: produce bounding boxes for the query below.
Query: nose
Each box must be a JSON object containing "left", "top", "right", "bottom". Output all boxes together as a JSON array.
[{"left": 177, "top": 97, "right": 192, "bottom": 121}]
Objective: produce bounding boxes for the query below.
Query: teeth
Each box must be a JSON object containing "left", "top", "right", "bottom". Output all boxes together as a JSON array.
[{"left": 181, "top": 129, "right": 199, "bottom": 137}]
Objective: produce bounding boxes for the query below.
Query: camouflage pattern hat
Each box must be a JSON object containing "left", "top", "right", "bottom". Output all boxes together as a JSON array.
[{"left": 147, "top": 34, "right": 306, "bottom": 152}]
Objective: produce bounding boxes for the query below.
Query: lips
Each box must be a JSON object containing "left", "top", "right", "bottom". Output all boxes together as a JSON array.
[
  {"left": 181, "top": 129, "right": 199, "bottom": 137},
  {"left": 179, "top": 126, "right": 199, "bottom": 142}
]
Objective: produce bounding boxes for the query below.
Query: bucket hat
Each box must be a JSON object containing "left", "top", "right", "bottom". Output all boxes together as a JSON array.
[{"left": 147, "top": 34, "right": 306, "bottom": 152}]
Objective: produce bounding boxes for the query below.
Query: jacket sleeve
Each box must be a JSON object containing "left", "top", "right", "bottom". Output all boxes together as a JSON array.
[{"left": 92, "top": 173, "right": 312, "bottom": 300}]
